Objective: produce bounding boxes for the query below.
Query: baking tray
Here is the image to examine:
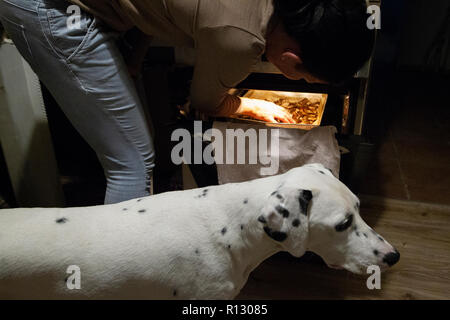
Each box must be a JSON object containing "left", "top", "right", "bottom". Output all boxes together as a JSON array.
[{"left": 228, "top": 89, "right": 328, "bottom": 130}]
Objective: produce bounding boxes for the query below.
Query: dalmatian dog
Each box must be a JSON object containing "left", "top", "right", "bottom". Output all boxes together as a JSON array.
[{"left": 0, "top": 163, "right": 399, "bottom": 299}]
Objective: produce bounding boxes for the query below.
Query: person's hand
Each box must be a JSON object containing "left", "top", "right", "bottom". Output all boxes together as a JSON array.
[{"left": 236, "top": 97, "right": 295, "bottom": 124}]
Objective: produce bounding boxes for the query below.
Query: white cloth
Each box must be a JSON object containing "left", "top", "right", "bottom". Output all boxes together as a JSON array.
[{"left": 212, "top": 121, "right": 340, "bottom": 184}]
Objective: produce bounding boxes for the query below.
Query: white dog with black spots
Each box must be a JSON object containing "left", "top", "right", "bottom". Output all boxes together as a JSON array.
[{"left": 0, "top": 163, "right": 399, "bottom": 299}]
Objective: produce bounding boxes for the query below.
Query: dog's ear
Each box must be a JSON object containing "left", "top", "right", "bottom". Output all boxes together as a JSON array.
[{"left": 259, "top": 187, "right": 315, "bottom": 257}]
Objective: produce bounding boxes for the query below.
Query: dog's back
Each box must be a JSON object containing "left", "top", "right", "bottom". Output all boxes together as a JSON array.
[{"left": 0, "top": 187, "right": 244, "bottom": 299}]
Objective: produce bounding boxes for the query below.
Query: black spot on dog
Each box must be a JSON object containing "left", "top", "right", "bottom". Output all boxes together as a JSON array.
[
  {"left": 292, "top": 219, "right": 300, "bottom": 227},
  {"left": 227, "top": 244, "right": 231, "bottom": 249},
  {"left": 56, "top": 218, "right": 68, "bottom": 224},
  {"left": 373, "top": 250, "right": 379, "bottom": 256},
  {"left": 137, "top": 199, "right": 142, "bottom": 202},
  {"left": 302, "top": 190, "right": 313, "bottom": 201},
  {"left": 122, "top": 208, "right": 128, "bottom": 211},
  {"left": 195, "top": 249, "right": 199, "bottom": 255},
  {"left": 263, "top": 226, "right": 287, "bottom": 242},
  {"left": 378, "top": 236, "right": 384, "bottom": 242},
  {"left": 243, "top": 199, "right": 248, "bottom": 204},
  {"left": 275, "top": 205, "right": 290, "bottom": 218},
  {"left": 271, "top": 191, "right": 284, "bottom": 200},
  {"left": 221, "top": 227, "right": 227, "bottom": 235},
  {"left": 196, "top": 189, "right": 209, "bottom": 199},
  {"left": 240, "top": 225, "right": 244, "bottom": 230},
  {"left": 319, "top": 170, "right": 326, "bottom": 175},
  {"left": 138, "top": 209, "right": 146, "bottom": 214},
  {"left": 258, "top": 216, "right": 267, "bottom": 224},
  {"left": 356, "top": 231, "right": 360, "bottom": 237},
  {"left": 363, "top": 233, "right": 368, "bottom": 238},
  {"left": 299, "top": 190, "right": 313, "bottom": 216}
]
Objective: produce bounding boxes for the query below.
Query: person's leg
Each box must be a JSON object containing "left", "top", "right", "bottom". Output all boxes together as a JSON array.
[{"left": 0, "top": 0, "right": 155, "bottom": 204}]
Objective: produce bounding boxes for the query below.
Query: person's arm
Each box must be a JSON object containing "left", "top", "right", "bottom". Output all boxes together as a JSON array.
[
  {"left": 216, "top": 95, "right": 295, "bottom": 123},
  {"left": 191, "top": 27, "right": 294, "bottom": 123},
  {"left": 235, "top": 96, "right": 295, "bottom": 123}
]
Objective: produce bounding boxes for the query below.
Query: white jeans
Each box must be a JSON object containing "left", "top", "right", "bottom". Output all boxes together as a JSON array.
[{"left": 0, "top": 0, "right": 155, "bottom": 204}]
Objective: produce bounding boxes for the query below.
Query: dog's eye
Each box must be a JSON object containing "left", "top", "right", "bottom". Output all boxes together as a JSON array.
[{"left": 335, "top": 214, "right": 353, "bottom": 232}]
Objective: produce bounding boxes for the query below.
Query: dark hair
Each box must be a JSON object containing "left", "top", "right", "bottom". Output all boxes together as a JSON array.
[{"left": 274, "top": 0, "right": 375, "bottom": 84}]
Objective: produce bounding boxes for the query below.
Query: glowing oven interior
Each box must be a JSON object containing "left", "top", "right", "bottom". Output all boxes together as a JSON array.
[{"left": 228, "top": 89, "right": 328, "bottom": 130}]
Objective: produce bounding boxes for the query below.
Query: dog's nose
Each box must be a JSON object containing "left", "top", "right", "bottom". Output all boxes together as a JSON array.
[{"left": 383, "top": 250, "right": 400, "bottom": 266}]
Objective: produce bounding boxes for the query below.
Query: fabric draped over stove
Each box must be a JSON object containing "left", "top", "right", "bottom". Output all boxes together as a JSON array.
[{"left": 211, "top": 122, "right": 340, "bottom": 184}]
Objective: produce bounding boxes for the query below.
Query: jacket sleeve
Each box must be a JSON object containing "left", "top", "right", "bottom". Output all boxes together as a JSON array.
[{"left": 190, "top": 26, "right": 265, "bottom": 116}]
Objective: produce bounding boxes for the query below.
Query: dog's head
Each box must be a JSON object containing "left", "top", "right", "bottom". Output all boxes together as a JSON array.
[{"left": 259, "top": 163, "right": 399, "bottom": 274}]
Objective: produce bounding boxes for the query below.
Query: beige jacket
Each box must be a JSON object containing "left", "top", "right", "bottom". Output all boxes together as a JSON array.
[{"left": 67, "top": 0, "right": 274, "bottom": 116}]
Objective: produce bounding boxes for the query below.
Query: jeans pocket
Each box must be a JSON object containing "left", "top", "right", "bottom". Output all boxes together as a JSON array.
[
  {"left": 0, "top": 16, "right": 34, "bottom": 65},
  {"left": 43, "top": 3, "right": 95, "bottom": 61}
]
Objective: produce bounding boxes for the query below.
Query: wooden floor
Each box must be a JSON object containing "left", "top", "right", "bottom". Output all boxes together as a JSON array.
[{"left": 237, "top": 196, "right": 450, "bottom": 300}]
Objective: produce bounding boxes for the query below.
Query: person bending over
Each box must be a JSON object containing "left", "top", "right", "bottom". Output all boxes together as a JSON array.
[{"left": 0, "top": 0, "right": 374, "bottom": 204}]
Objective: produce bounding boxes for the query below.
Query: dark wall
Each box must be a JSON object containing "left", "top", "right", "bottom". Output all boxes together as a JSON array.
[{"left": 397, "top": 0, "right": 450, "bottom": 73}]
